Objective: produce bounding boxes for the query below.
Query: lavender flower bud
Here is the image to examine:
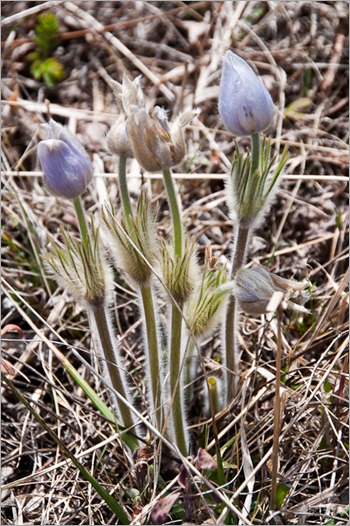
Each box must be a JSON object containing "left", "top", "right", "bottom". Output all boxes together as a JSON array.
[
  {"left": 37, "top": 119, "right": 93, "bottom": 199},
  {"left": 219, "top": 51, "right": 274, "bottom": 136},
  {"left": 234, "top": 267, "right": 309, "bottom": 315}
]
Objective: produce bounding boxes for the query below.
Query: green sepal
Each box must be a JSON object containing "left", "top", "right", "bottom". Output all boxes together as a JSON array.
[{"left": 229, "top": 137, "right": 288, "bottom": 226}]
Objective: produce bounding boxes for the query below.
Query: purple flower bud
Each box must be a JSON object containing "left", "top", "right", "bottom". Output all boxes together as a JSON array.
[
  {"left": 219, "top": 51, "right": 275, "bottom": 136},
  {"left": 37, "top": 120, "right": 93, "bottom": 199}
]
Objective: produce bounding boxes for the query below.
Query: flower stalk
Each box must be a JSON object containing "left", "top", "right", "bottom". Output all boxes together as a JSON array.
[
  {"left": 138, "top": 286, "right": 163, "bottom": 431},
  {"left": 162, "top": 167, "right": 190, "bottom": 456},
  {"left": 168, "top": 302, "right": 188, "bottom": 456},
  {"left": 73, "top": 196, "right": 90, "bottom": 247},
  {"left": 162, "top": 168, "right": 183, "bottom": 259},
  {"left": 103, "top": 176, "right": 163, "bottom": 433},
  {"left": 90, "top": 305, "right": 138, "bottom": 435},
  {"left": 223, "top": 224, "right": 250, "bottom": 403},
  {"left": 118, "top": 153, "right": 133, "bottom": 222}
]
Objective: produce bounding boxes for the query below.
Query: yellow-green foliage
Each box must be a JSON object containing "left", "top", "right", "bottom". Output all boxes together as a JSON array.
[{"left": 28, "top": 13, "right": 65, "bottom": 88}]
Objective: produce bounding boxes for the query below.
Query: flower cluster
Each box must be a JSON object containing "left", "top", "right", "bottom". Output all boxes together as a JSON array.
[{"left": 33, "top": 50, "right": 310, "bottom": 461}]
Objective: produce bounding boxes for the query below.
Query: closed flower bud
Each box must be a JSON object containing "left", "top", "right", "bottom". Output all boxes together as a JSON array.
[
  {"left": 234, "top": 266, "right": 309, "bottom": 315},
  {"left": 37, "top": 119, "right": 93, "bottom": 199},
  {"left": 219, "top": 51, "right": 274, "bottom": 136},
  {"left": 126, "top": 106, "right": 196, "bottom": 172},
  {"left": 106, "top": 115, "right": 134, "bottom": 157}
]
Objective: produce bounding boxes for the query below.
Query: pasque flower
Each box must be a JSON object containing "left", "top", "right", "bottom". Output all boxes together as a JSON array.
[
  {"left": 37, "top": 119, "right": 93, "bottom": 199},
  {"left": 234, "top": 266, "right": 309, "bottom": 315},
  {"left": 107, "top": 74, "right": 197, "bottom": 171},
  {"left": 219, "top": 51, "right": 274, "bottom": 136}
]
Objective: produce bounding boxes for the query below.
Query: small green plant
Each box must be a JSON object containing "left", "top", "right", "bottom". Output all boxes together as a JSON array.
[{"left": 28, "top": 12, "right": 65, "bottom": 88}]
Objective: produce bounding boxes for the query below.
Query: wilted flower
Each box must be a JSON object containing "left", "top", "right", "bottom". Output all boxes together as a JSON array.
[
  {"left": 37, "top": 119, "right": 93, "bottom": 199},
  {"left": 106, "top": 73, "right": 197, "bottom": 171},
  {"left": 219, "top": 51, "right": 275, "bottom": 136},
  {"left": 234, "top": 266, "right": 309, "bottom": 315}
]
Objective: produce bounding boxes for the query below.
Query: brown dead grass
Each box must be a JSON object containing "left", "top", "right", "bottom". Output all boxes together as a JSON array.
[{"left": 1, "top": 1, "right": 349, "bottom": 525}]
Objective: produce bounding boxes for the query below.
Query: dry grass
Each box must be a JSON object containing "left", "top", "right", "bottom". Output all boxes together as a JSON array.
[{"left": 1, "top": 1, "right": 349, "bottom": 525}]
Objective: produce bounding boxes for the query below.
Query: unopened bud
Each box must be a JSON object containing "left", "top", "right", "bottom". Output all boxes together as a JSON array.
[
  {"left": 126, "top": 107, "right": 197, "bottom": 172},
  {"left": 219, "top": 51, "right": 274, "bottom": 136},
  {"left": 234, "top": 266, "right": 309, "bottom": 315},
  {"left": 106, "top": 115, "right": 134, "bottom": 157},
  {"left": 37, "top": 119, "right": 93, "bottom": 199}
]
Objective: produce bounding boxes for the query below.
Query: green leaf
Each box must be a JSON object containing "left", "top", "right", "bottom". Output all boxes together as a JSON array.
[
  {"left": 275, "top": 483, "right": 290, "bottom": 510},
  {"left": 42, "top": 57, "right": 65, "bottom": 87},
  {"left": 284, "top": 97, "right": 312, "bottom": 120},
  {"left": 34, "top": 13, "right": 60, "bottom": 55},
  {"left": 324, "top": 380, "right": 333, "bottom": 393}
]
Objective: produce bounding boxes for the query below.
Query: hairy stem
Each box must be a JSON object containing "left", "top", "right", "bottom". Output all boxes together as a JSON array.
[
  {"left": 162, "top": 168, "right": 183, "bottom": 259},
  {"left": 270, "top": 305, "right": 283, "bottom": 510},
  {"left": 169, "top": 303, "right": 188, "bottom": 456},
  {"left": 92, "top": 306, "right": 139, "bottom": 443},
  {"left": 139, "top": 285, "right": 163, "bottom": 431},
  {"left": 224, "top": 224, "right": 250, "bottom": 404},
  {"left": 224, "top": 132, "right": 260, "bottom": 404},
  {"left": 118, "top": 155, "right": 163, "bottom": 434},
  {"left": 73, "top": 196, "right": 90, "bottom": 247},
  {"left": 118, "top": 153, "right": 133, "bottom": 223},
  {"left": 162, "top": 168, "right": 189, "bottom": 455}
]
